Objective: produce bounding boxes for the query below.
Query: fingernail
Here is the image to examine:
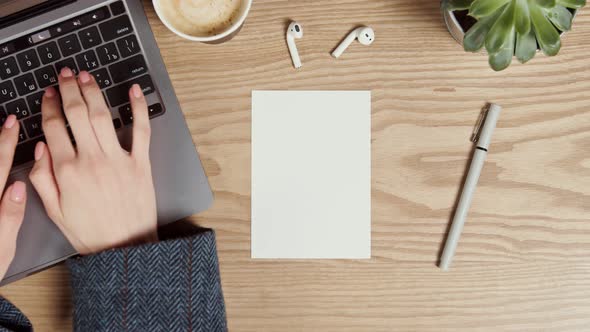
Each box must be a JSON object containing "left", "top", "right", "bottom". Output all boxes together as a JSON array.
[
  {"left": 132, "top": 84, "right": 143, "bottom": 98},
  {"left": 79, "top": 71, "right": 91, "bottom": 83},
  {"left": 61, "top": 67, "right": 73, "bottom": 77},
  {"left": 34, "top": 141, "right": 45, "bottom": 161},
  {"left": 45, "top": 86, "right": 56, "bottom": 97},
  {"left": 9, "top": 181, "right": 25, "bottom": 203},
  {"left": 4, "top": 114, "right": 16, "bottom": 129}
]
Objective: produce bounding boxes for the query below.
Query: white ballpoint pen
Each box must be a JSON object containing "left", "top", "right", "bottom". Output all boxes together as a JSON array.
[{"left": 439, "top": 103, "right": 502, "bottom": 271}]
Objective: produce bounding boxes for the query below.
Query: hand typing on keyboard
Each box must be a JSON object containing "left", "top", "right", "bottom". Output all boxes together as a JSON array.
[
  {"left": 28, "top": 67, "right": 158, "bottom": 255},
  {"left": 0, "top": 114, "right": 26, "bottom": 280}
]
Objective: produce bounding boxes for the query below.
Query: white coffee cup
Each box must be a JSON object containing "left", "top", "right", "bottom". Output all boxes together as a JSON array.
[{"left": 152, "top": 0, "right": 253, "bottom": 43}]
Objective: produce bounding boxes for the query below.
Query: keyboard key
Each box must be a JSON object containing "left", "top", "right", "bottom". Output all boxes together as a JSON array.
[
  {"left": 13, "top": 136, "right": 45, "bottom": 167},
  {"left": 110, "top": 1, "right": 126, "bottom": 16},
  {"left": 30, "top": 30, "right": 51, "bottom": 44},
  {"left": 148, "top": 103, "right": 163, "bottom": 117},
  {"left": 118, "top": 104, "right": 133, "bottom": 125},
  {"left": 77, "top": 6, "right": 111, "bottom": 28},
  {"left": 121, "top": 103, "right": 164, "bottom": 124},
  {"left": 24, "top": 114, "right": 43, "bottom": 138},
  {"left": 76, "top": 50, "right": 99, "bottom": 71},
  {"left": 96, "top": 42, "right": 120, "bottom": 65},
  {"left": 108, "top": 54, "right": 147, "bottom": 83},
  {"left": 57, "top": 18, "right": 82, "bottom": 36},
  {"left": 91, "top": 68, "right": 112, "bottom": 89},
  {"left": 16, "top": 49, "right": 40, "bottom": 71},
  {"left": 14, "top": 73, "right": 37, "bottom": 96},
  {"left": 78, "top": 26, "right": 102, "bottom": 49},
  {"left": 113, "top": 117, "right": 122, "bottom": 129},
  {"left": 0, "top": 43, "right": 15, "bottom": 58},
  {"left": 116, "top": 34, "right": 140, "bottom": 58},
  {"left": 57, "top": 34, "right": 82, "bottom": 57},
  {"left": 0, "top": 57, "right": 19, "bottom": 79},
  {"left": 0, "top": 81, "right": 17, "bottom": 103},
  {"left": 37, "top": 41, "right": 61, "bottom": 64},
  {"left": 55, "top": 58, "right": 79, "bottom": 75},
  {"left": 0, "top": 107, "right": 6, "bottom": 126},
  {"left": 26, "top": 91, "right": 44, "bottom": 114},
  {"left": 106, "top": 74, "right": 154, "bottom": 107},
  {"left": 6, "top": 99, "right": 31, "bottom": 119},
  {"left": 18, "top": 127, "right": 27, "bottom": 142},
  {"left": 35, "top": 65, "right": 58, "bottom": 88},
  {"left": 99, "top": 15, "right": 133, "bottom": 41}
]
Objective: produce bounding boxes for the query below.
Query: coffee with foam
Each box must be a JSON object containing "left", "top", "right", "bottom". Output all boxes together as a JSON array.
[{"left": 157, "top": 0, "right": 242, "bottom": 37}]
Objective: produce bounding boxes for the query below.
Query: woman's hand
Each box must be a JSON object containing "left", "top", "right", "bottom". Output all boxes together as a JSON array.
[
  {"left": 0, "top": 115, "right": 26, "bottom": 280},
  {"left": 29, "top": 67, "right": 157, "bottom": 255}
]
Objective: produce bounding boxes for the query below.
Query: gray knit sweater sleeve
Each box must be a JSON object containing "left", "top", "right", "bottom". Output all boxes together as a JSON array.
[{"left": 66, "top": 229, "right": 227, "bottom": 332}]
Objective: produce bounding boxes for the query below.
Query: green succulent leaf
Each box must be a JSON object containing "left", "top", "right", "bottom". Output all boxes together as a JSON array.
[
  {"left": 556, "top": 0, "right": 585, "bottom": 8},
  {"left": 489, "top": 31, "right": 515, "bottom": 71},
  {"left": 514, "top": 0, "right": 531, "bottom": 34},
  {"left": 485, "top": 1, "right": 516, "bottom": 54},
  {"left": 516, "top": 26, "right": 537, "bottom": 63},
  {"left": 545, "top": 5, "right": 573, "bottom": 30},
  {"left": 443, "top": 0, "right": 475, "bottom": 10},
  {"left": 469, "top": 0, "right": 510, "bottom": 19},
  {"left": 463, "top": 4, "right": 508, "bottom": 52},
  {"left": 454, "top": 0, "right": 585, "bottom": 70},
  {"left": 536, "top": 0, "right": 557, "bottom": 7},
  {"left": 531, "top": 3, "right": 561, "bottom": 55}
]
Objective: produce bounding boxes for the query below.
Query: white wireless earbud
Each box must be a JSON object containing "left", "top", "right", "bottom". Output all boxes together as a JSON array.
[
  {"left": 331, "top": 26, "right": 375, "bottom": 58},
  {"left": 286, "top": 21, "right": 303, "bottom": 69}
]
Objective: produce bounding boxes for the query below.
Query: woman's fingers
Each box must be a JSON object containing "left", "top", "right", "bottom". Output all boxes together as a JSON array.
[
  {"left": 57, "top": 67, "right": 100, "bottom": 155},
  {"left": 0, "top": 182, "right": 26, "bottom": 240},
  {"left": 29, "top": 142, "right": 62, "bottom": 223},
  {"left": 78, "top": 71, "right": 121, "bottom": 155},
  {"left": 129, "top": 84, "right": 151, "bottom": 161},
  {"left": 0, "top": 181, "right": 26, "bottom": 279},
  {"left": 29, "top": 142, "right": 89, "bottom": 252},
  {"left": 0, "top": 115, "right": 20, "bottom": 193},
  {"left": 41, "top": 86, "right": 75, "bottom": 164}
]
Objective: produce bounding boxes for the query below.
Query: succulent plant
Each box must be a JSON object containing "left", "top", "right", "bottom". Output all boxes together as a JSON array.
[{"left": 442, "top": 0, "right": 586, "bottom": 71}]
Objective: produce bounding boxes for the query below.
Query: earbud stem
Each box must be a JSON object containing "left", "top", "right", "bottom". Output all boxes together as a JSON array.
[
  {"left": 287, "top": 36, "right": 302, "bottom": 69},
  {"left": 331, "top": 31, "right": 358, "bottom": 58}
]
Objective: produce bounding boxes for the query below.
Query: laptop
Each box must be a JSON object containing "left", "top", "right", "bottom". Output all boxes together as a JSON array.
[{"left": 0, "top": 0, "right": 213, "bottom": 285}]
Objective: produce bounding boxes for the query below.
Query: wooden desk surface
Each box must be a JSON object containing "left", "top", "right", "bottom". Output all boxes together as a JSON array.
[{"left": 2, "top": 0, "right": 590, "bottom": 331}]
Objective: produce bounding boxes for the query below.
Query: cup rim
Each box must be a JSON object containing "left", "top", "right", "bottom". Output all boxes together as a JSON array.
[{"left": 152, "top": 0, "right": 253, "bottom": 42}]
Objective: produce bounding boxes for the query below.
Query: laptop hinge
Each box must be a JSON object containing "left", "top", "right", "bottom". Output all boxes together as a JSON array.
[{"left": 0, "top": 0, "right": 75, "bottom": 30}]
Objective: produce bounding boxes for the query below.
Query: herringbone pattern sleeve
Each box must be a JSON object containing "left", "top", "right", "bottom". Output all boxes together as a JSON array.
[
  {"left": 0, "top": 298, "right": 32, "bottom": 332},
  {"left": 66, "top": 229, "right": 227, "bottom": 332}
]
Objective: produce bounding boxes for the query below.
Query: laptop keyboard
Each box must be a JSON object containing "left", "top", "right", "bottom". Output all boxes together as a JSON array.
[{"left": 0, "top": 1, "right": 165, "bottom": 168}]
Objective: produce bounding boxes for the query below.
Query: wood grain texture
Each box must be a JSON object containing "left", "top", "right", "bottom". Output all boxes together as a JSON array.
[{"left": 2, "top": 0, "right": 590, "bottom": 331}]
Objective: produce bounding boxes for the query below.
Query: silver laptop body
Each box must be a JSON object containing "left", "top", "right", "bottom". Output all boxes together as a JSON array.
[{"left": 0, "top": 0, "right": 213, "bottom": 285}]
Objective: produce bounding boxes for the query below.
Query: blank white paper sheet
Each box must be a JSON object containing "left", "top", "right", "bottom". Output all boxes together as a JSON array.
[{"left": 251, "top": 91, "right": 371, "bottom": 259}]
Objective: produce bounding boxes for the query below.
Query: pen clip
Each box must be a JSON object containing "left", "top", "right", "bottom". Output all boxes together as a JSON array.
[{"left": 471, "top": 105, "right": 490, "bottom": 143}]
